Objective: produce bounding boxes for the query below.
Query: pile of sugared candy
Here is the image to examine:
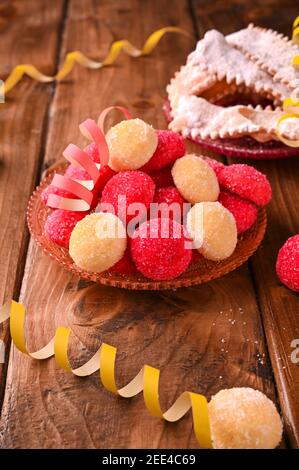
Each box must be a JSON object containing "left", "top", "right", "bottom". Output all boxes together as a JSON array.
[{"left": 42, "top": 117, "right": 272, "bottom": 281}]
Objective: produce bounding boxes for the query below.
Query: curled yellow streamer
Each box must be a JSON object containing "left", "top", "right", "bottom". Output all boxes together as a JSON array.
[
  {"left": 0, "top": 300, "right": 213, "bottom": 448},
  {"left": 0, "top": 27, "right": 190, "bottom": 96},
  {"left": 292, "top": 16, "right": 299, "bottom": 68}
]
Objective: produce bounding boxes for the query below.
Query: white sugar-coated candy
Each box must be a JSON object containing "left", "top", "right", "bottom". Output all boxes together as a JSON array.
[
  {"left": 208, "top": 388, "right": 283, "bottom": 449},
  {"left": 106, "top": 118, "right": 158, "bottom": 171},
  {"left": 69, "top": 212, "right": 127, "bottom": 273},
  {"left": 172, "top": 154, "right": 219, "bottom": 204},
  {"left": 186, "top": 201, "right": 237, "bottom": 261}
]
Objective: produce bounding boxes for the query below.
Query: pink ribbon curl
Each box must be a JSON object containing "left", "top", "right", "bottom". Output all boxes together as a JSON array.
[{"left": 46, "top": 106, "right": 132, "bottom": 212}]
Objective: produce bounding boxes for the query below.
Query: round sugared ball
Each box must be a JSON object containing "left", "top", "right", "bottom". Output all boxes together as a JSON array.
[
  {"left": 101, "top": 170, "right": 155, "bottom": 224},
  {"left": 276, "top": 235, "right": 299, "bottom": 292},
  {"left": 69, "top": 212, "right": 127, "bottom": 273},
  {"left": 131, "top": 218, "right": 192, "bottom": 280},
  {"left": 153, "top": 186, "right": 185, "bottom": 222},
  {"left": 208, "top": 387, "right": 283, "bottom": 449},
  {"left": 217, "top": 164, "right": 272, "bottom": 207},
  {"left": 172, "top": 154, "right": 219, "bottom": 204},
  {"left": 141, "top": 130, "right": 185, "bottom": 172},
  {"left": 186, "top": 201, "right": 237, "bottom": 261},
  {"left": 106, "top": 118, "right": 158, "bottom": 171},
  {"left": 218, "top": 191, "right": 257, "bottom": 234},
  {"left": 149, "top": 166, "right": 174, "bottom": 188},
  {"left": 44, "top": 209, "right": 86, "bottom": 248}
]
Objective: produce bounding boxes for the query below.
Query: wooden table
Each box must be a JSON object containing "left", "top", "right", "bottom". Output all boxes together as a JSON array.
[{"left": 0, "top": 0, "right": 298, "bottom": 449}]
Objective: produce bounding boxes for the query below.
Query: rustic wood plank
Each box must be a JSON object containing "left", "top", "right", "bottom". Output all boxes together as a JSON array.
[
  {"left": 0, "top": 0, "right": 281, "bottom": 448},
  {"left": 191, "top": 0, "right": 299, "bottom": 447},
  {"left": 0, "top": 0, "right": 66, "bottom": 408}
]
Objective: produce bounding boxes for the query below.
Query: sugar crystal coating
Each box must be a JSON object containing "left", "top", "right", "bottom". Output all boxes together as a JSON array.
[
  {"left": 153, "top": 186, "right": 185, "bottom": 222},
  {"left": 172, "top": 154, "right": 219, "bottom": 204},
  {"left": 141, "top": 130, "right": 185, "bottom": 172},
  {"left": 106, "top": 118, "right": 158, "bottom": 171},
  {"left": 69, "top": 212, "right": 127, "bottom": 273},
  {"left": 131, "top": 218, "right": 192, "bottom": 280},
  {"left": 276, "top": 235, "right": 299, "bottom": 292},
  {"left": 44, "top": 209, "right": 86, "bottom": 248},
  {"left": 208, "top": 387, "right": 283, "bottom": 449},
  {"left": 187, "top": 201, "right": 237, "bottom": 261},
  {"left": 218, "top": 191, "right": 257, "bottom": 234},
  {"left": 101, "top": 170, "right": 155, "bottom": 224},
  {"left": 218, "top": 163, "right": 272, "bottom": 207}
]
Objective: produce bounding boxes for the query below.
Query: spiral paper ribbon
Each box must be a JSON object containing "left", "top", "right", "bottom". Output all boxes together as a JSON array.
[
  {"left": 46, "top": 106, "right": 132, "bottom": 212},
  {"left": 0, "top": 300, "right": 213, "bottom": 448},
  {"left": 275, "top": 16, "right": 299, "bottom": 147},
  {"left": 292, "top": 15, "right": 299, "bottom": 67},
  {"left": 0, "top": 27, "right": 189, "bottom": 97}
]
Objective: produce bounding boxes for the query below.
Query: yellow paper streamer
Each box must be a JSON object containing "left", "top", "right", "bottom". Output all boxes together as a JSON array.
[
  {"left": 276, "top": 17, "right": 299, "bottom": 146},
  {"left": 292, "top": 15, "right": 299, "bottom": 44},
  {"left": 0, "top": 27, "right": 190, "bottom": 96},
  {"left": 0, "top": 300, "right": 213, "bottom": 448},
  {"left": 292, "top": 16, "right": 299, "bottom": 68}
]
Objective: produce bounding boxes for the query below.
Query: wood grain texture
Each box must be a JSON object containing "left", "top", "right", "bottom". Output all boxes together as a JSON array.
[
  {"left": 0, "top": 0, "right": 289, "bottom": 449},
  {"left": 191, "top": 0, "right": 299, "bottom": 447},
  {"left": 0, "top": 0, "right": 65, "bottom": 408}
]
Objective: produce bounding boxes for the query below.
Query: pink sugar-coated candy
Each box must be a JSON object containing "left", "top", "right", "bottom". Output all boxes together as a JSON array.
[
  {"left": 84, "top": 142, "right": 101, "bottom": 163},
  {"left": 108, "top": 246, "right": 137, "bottom": 275},
  {"left": 101, "top": 170, "right": 155, "bottom": 224},
  {"left": 217, "top": 164, "right": 272, "bottom": 207},
  {"left": 149, "top": 166, "right": 174, "bottom": 188},
  {"left": 44, "top": 209, "right": 86, "bottom": 248},
  {"left": 218, "top": 191, "right": 257, "bottom": 234},
  {"left": 153, "top": 186, "right": 185, "bottom": 222},
  {"left": 131, "top": 218, "right": 192, "bottom": 280},
  {"left": 205, "top": 157, "right": 225, "bottom": 178},
  {"left": 141, "top": 130, "right": 185, "bottom": 172},
  {"left": 276, "top": 235, "right": 299, "bottom": 292}
]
